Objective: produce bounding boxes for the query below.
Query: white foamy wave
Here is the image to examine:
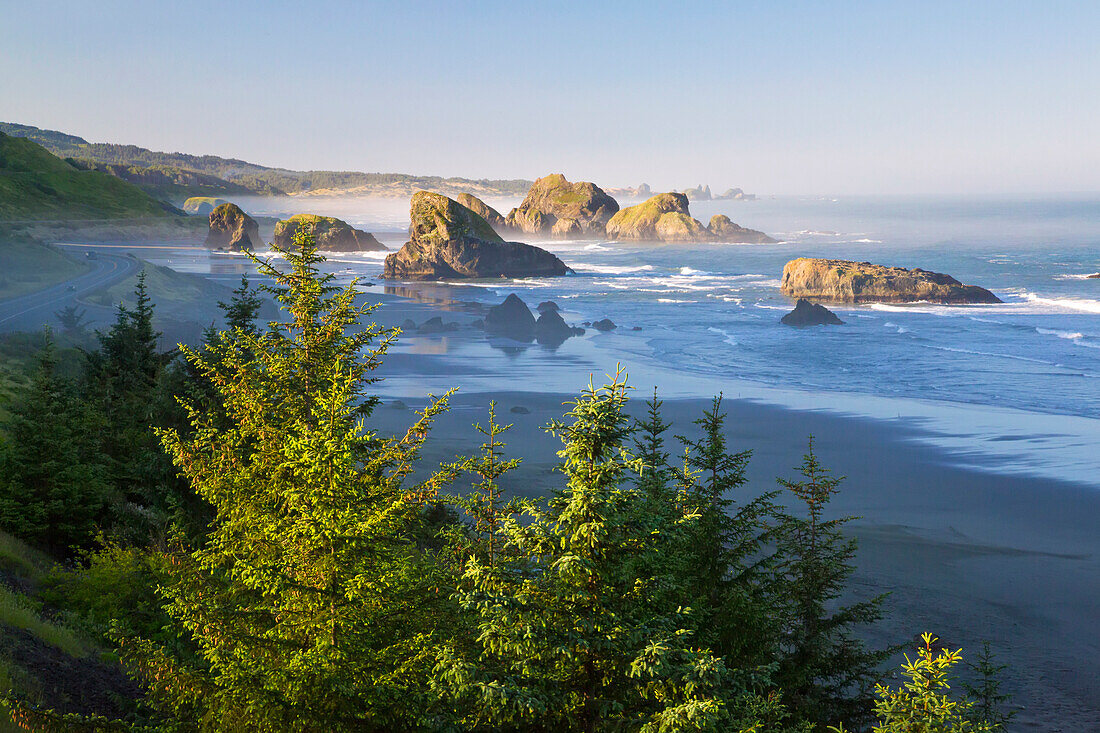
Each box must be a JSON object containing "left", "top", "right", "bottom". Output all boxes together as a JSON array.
[
  {"left": 679, "top": 267, "right": 711, "bottom": 275},
  {"left": 1054, "top": 273, "right": 1099, "bottom": 281},
  {"left": 1037, "top": 328, "right": 1086, "bottom": 340},
  {"left": 919, "top": 343, "right": 1055, "bottom": 365},
  {"left": 707, "top": 327, "right": 738, "bottom": 346},
  {"left": 754, "top": 303, "right": 790, "bottom": 311},
  {"left": 571, "top": 263, "right": 655, "bottom": 274},
  {"left": 657, "top": 298, "right": 697, "bottom": 304},
  {"left": 1024, "top": 293, "right": 1100, "bottom": 314}
]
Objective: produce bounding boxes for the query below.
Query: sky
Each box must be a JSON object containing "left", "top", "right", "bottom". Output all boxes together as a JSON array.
[{"left": 2, "top": 0, "right": 1098, "bottom": 195}]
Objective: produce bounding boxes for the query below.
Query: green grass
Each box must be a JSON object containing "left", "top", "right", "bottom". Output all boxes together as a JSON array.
[
  {"left": 0, "top": 239, "right": 89, "bottom": 300},
  {"left": 0, "top": 587, "right": 88, "bottom": 659},
  {"left": 0, "top": 132, "right": 175, "bottom": 221},
  {"left": 86, "top": 258, "right": 224, "bottom": 308}
]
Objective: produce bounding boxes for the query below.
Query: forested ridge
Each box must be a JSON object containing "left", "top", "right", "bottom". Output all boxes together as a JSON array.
[{"left": 0, "top": 228, "right": 1013, "bottom": 732}]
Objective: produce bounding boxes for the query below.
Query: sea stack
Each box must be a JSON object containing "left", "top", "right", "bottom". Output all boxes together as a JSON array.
[
  {"left": 780, "top": 258, "right": 1002, "bottom": 304},
  {"left": 781, "top": 299, "right": 845, "bottom": 326},
  {"left": 505, "top": 174, "right": 620, "bottom": 238},
  {"left": 605, "top": 193, "right": 775, "bottom": 243},
  {"left": 273, "top": 214, "right": 386, "bottom": 251},
  {"left": 205, "top": 202, "right": 260, "bottom": 251},
  {"left": 382, "top": 191, "right": 572, "bottom": 280}
]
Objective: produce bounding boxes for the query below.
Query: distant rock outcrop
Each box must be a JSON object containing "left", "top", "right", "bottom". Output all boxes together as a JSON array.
[
  {"left": 382, "top": 191, "right": 571, "bottom": 280},
  {"left": 707, "top": 215, "right": 776, "bottom": 243},
  {"left": 781, "top": 299, "right": 845, "bottom": 326},
  {"left": 780, "top": 258, "right": 1002, "bottom": 304},
  {"left": 505, "top": 174, "right": 619, "bottom": 238},
  {"left": 680, "top": 184, "right": 712, "bottom": 201},
  {"left": 205, "top": 203, "right": 260, "bottom": 251},
  {"left": 485, "top": 293, "right": 537, "bottom": 341},
  {"left": 183, "top": 196, "right": 230, "bottom": 216},
  {"left": 273, "top": 214, "right": 385, "bottom": 251},
  {"left": 535, "top": 308, "right": 583, "bottom": 346},
  {"left": 592, "top": 318, "right": 617, "bottom": 332},
  {"left": 605, "top": 193, "right": 711, "bottom": 242},
  {"left": 455, "top": 193, "right": 507, "bottom": 230}
]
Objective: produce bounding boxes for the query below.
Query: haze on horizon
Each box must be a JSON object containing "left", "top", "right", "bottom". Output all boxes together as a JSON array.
[{"left": 2, "top": 0, "right": 1098, "bottom": 196}]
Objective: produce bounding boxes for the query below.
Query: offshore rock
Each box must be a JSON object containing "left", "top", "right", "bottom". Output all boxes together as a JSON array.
[
  {"left": 383, "top": 191, "right": 571, "bottom": 280},
  {"left": 505, "top": 174, "right": 619, "bottom": 238},
  {"left": 205, "top": 203, "right": 260, "bottom": 251},
  {"left": 781, "top": 299, "right": 845, "bottom": 326},
  {"left": 273, "top": 214, "right": 385, "bottom": 251},
  {"left": 707, "top": 214, "right": 776, "bottom": 243},
  {"left": 780, "top": 258, "right": 1002, "bottom": 304}
]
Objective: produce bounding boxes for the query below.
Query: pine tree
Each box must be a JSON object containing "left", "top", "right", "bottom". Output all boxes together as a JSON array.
[
  {"left": 438, "top": 372, "right": 728, "bottom": 733},
  {"left": 675, "top": 395, "right": 783, "bottom": 673},
  {"left": 82, "top": 271, "right": 176, "bottom": 538},
  {"left": 772, "top": 438, "right": 891, "bottom": 730},
  {"left": 120, "top": 228, "right": 458, "bottom": 731},
  {"left": 0, "top": 330, "right": 111, "bottom": 554},
  {"left": 962, "top": 642, "right": 1014, "bottom": 732}
]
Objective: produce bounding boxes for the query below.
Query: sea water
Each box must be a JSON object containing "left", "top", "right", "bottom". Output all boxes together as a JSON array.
[{"left": 226, "top": 194, "right": 1100, "bottom": 484}]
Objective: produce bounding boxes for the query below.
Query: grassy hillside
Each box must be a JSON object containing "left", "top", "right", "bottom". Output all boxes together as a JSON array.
[
  {"left": 0, "top": 239, "right": 89, "bottom": 299},
  {"left": 0, "top": 132, "right": 178, "bottom": 221},
  {"left": 1, "top": 121, "right": 534, "bottom": 197}
]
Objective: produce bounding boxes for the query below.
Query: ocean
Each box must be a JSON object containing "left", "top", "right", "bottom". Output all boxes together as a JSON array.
[{"left": 216, "top": 194, "right": 1100, "bottom": 486}]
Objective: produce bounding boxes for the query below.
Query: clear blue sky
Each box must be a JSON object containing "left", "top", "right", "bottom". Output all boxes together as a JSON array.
[{"left": 2, "top": 0, "right": 1097, "bottom": 194}]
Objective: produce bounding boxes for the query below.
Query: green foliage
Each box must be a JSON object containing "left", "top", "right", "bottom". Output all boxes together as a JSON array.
[
  {"left": 439, "top": 373, "right": 729, "bottom": 733},
  {"left": 831, "top": 633, "right": 992, "bottom": 733},
  {"left": 123, "top": 226, "right": 458, "bottom": 730},
  {"left": 771, "top": 439, "right": 892, "bottom": 730},
  {"left": 0, "top": 331, "right": 112, "bottom": 554},
  {"left": 962, "top": 642, "right": 1014, "bottom": 732}
]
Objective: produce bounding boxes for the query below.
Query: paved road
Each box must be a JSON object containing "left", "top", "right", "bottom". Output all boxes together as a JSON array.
[{"left": 0, "top": 251, "right": 140, "bottom": 332}]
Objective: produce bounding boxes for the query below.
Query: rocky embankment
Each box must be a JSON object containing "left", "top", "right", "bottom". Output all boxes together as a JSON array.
[
  {"left": 382, "top": 191, "right": 571, "bottom": 280},
  {"left": 780, "top": 258, "right": 1002, "bottom": 304},
  {"left": 205, "top": 203, "right": 260, "bottom": 251},
  {"left": 605, "top": 193, "right": 775, "bottom": 243},
  {"left": 273, "top": 214, "right": 385, "bottom": 251},
  {"left": 505, "top": 174, "right": 619, "bottom": 238}
]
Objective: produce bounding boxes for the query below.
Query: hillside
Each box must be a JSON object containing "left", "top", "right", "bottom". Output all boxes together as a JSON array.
[
  {"left": 1, "top": 122, "right": 533, "bottom": 199},
  {"left": 0, "top": 131, "right": 178, "bottom": 221}
]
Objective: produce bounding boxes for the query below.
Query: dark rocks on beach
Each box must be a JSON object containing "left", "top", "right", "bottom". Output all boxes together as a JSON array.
[
  {"left": 418, "top": 316, "right": 459, "bottom": 334},
  {"left": 592, "top": 318, "right": 617, "bottom": 332},
  {"left": 400, "top": 318, "right": 417, "bottom": 331},
  {"left": 1088, "top": 273, "right": 1100, "bottom": 279},
  {"left": 535, "top": 309, "right": 583, "bottom": 346},
  {"left": 537, "top": 300, "right": 560, "bottom": 314},
  {"left": 485, "top": 293, "right": 537, "bottom": 341},
  {"left": 781, "top": 299, "right": 845, "bottom": 327}
]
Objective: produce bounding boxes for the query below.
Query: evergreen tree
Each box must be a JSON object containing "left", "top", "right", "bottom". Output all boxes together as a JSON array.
[
  {"left": 675, "top": 395, "right": 783, "bottom": 674},
  {"left": 0, "top": 330, "right": 111, "bottom": 554},
  {"left": 962, "top": 642, "right": 1014, "bottom": 732},
  {"left": 772, "top": 439, "right": 891, "bottom": 730},
  {"left": 438, "top": 373, "right": 729, "bottom": 733},
  {"left": 633, "top": 387, "right": 675, "bottom": 503},
  {"left": 121, "top": 228, "right": 458, "bottom": 731},
  {"left": 82, "top": 271, "right": 176, "bottom": 538}
]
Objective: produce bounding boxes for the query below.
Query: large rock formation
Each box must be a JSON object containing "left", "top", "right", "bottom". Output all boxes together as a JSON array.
[
  {"left": 605, "top": 193, "right": 711, "bottom": 242},
  {"left": 205, "top": 203, "right": 260, "bottom": 251},
  {"left": 383, "top": 191, "right": 571, "bottom": 280},
  {"left": 272, "top": 214, "right": 385, "bottom": 251},
  {"left": 780, "top": 258, "right": 1002, "bottom": 304},
  {"left": 183, "top": 196, "right": 229, "bottom": 216},
  {"left": 535, "top": 308, "right": 583, "bottom": 346},
  {"left": 455, "top": 193, "right": 507, "bottom": 230},
  {"left": 707, "top": 215, "right": 776, "bottom": 243},
  {"left": 505, "top": 174, "right": 619, "bottom": 238},
  {"left": 781, "top": 299, "right": 845, "bottom": 326},
  {"left": 605, "top": 193, "right": 776, "bottom": 244}
]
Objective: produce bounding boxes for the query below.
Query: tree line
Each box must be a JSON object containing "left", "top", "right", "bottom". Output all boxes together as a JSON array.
[{"left": 0, "top": 228, "right": 1012, "bottom": 731}]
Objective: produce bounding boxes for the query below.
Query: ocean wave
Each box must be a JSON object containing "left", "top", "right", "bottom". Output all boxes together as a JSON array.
[
  {"left": 706, "top": 327, "right": 738, "bottom": 346},
  {"left": 658, "top": 298, "right": 697, "bottom": 304},
  {"left": 572, "top": 263, "right": 655, "bottom": 274},
  {"left": 1054, "top": 273, "right": 1098, "bottom": 281},
  {"left": 1036, "top": 327, "right": 1086, "bottom": 340},
  {"left": 1024, "top": 293, "right": 1100, "bottom": 314},
  {"left": 918, "top": 343, "right": 1056, "bottom": 365},
  {"left": 679, "top": 267, "right": 711, "bottom": 275}
]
